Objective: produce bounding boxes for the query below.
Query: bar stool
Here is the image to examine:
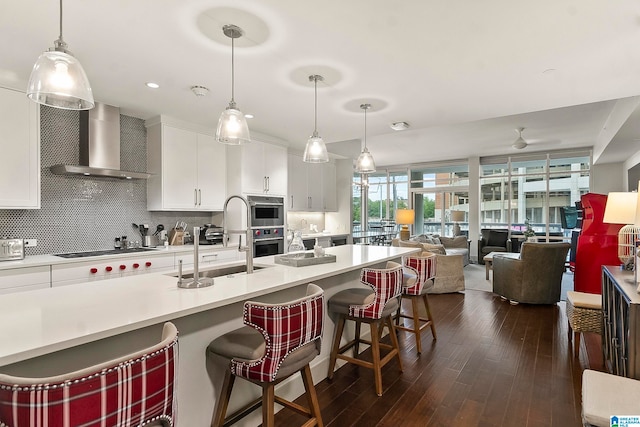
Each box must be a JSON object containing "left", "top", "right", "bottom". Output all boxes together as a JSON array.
[
  {"left": 0, "top": 322, "right": 179, "bottom": 427},
  {"left": 395, "top": 253, "right": 437, "bottom": 354},
  {"left": 566, "top": 290, "right": 602, "bottom": 357},
  {"left": 207, "top": 283, "right": 324, "bottom": 427},
  {"left": 327, "top": 261, "right": 404, "bottom": 396}
]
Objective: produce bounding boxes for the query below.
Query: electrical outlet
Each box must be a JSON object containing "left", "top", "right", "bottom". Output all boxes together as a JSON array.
[{"left": 24, "top": 239, "right": 37, "bottom": 247}]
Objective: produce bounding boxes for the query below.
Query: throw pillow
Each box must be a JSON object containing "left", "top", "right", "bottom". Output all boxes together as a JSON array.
[
  {"left": 432, "top": 237, "right": 442, "bottom": 245},
  {"left": 412, "top": 234, "right": 430, "bottom": 243},
  {"left": 422, "top": 243, "right": 446, "bottom": 255}
]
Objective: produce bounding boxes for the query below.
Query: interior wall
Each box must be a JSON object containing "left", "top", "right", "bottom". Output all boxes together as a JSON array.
[
  {"left": 325, "top": 159, "right": 353, "bottom": 235},
  {"left": 591, "top": 162, "right": 625, "bottom": 194}
]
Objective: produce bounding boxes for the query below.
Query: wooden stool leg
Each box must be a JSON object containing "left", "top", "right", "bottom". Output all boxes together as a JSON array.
[
  {"left": 395, "top": 299, "right": 402, "bottom": 326},
  {"left": 574, "top": 331, "right": 581, "bottom": 358},
  {"left": 211, "top": 369, "right": 235, "bottom": 427},
  {"left": 567, "top": 320, "right": 573, "bottom": 343},
  {"left": 262, "top": 383, "right": 275, "bottom": 427},
  {"left": 386, "top": 316, "right": 403, "bottom": 373},
  {"left": 423, "top": 293, "right": 437, "bottom": 340},
  {"left": 354, "top": 320, "right": 362, "bottom": 357},
  {"left": 370, "top": 321, "right": 383, "bottom": 397},
  {"left": 301, "top": 364, "right": 323, "bottom": 427},
  {"left": 328, "top": 315, "right": 345, "bottom": 380},
  {"left": 411, "top": 296, "right": 422, "bottom": 354}
]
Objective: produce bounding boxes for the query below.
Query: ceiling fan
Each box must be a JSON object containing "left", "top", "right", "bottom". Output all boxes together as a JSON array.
[{"left": 512, "top": 127, "right": 529, "bottom": 149}]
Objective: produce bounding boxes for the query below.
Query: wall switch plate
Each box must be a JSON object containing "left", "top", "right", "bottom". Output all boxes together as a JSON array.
[{"left": 24, "top": 239, "right": 37, "bottom": 247}]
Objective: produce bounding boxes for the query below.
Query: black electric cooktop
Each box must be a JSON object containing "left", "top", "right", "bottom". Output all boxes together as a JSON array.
[{"left": 54, "top": 248, "right": 157, "bottom": 258}]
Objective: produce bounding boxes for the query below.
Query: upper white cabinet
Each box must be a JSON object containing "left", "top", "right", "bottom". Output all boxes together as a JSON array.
[
  {"left": 146, "top": 120, "right": 226, "bottom": 211},
  {"left": 226, "top": 140, "right": 287, "bottom": 196},
  {"left": 287, "top": 154, "right": 337, "bottom": 212},
  {"left": 0, "top": 87, "right": 40, "bottom": 209}
]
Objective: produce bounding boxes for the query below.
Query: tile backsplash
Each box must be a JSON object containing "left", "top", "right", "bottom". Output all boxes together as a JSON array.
[{"left": 0, "top": 106, "right": 213, "bottom": 255}]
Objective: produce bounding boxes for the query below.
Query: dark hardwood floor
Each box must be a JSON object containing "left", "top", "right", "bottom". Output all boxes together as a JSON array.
[{"left": 275, "top": 289, "right": 604, "bottom": 427}]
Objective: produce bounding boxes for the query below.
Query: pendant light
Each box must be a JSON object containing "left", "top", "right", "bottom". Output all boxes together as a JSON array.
[
  {"left": 27, "top": 0, "right": 94, "bottom": 110},
  {"left": 355, "top": 103, "right": 376, "bottom": 173},
  {"left": 303, "top": 74, "right": 329, "bottom": 163},
  {"left": 216, "top": 24, "right": 250, "bottom": 145}
]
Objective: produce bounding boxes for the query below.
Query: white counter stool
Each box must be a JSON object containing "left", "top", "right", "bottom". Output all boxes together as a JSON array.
[
  {"left": 207, "top": 283, "right": 324, "bottom": 427},
  {"left": 395, "top": 253, "right": 437, "bottom": 354},
  {"left": 566, "top": 291, "right": 602, "bottom": 357},
  {"left": 0, "top": 322, "right": 179, "bottom": 427},
  {"left": 327, "top": 261, "right": 404, "bottom": 397},
  {"left": 582, "top": 369, "right": 640, "bottom": 426}
]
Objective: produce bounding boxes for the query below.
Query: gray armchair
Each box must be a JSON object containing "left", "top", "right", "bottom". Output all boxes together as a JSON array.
[{"left": 493, "top": 242, "right": 570, "bottom": 304}]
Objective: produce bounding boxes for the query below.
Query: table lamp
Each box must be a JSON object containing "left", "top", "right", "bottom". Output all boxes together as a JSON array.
[
  {"left": 396, "top": 209, "right": 415, "bottom": 241},
  {"left": 451, "top": 210, "right": 465, "bottom": 236},
  {"left": 603, "top": 192, "right": 639, "bottom": 270}
]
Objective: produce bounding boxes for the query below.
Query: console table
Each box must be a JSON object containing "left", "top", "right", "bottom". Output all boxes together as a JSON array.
[{"left": 602, "top": 266, "right": 640, "bottom": 379}]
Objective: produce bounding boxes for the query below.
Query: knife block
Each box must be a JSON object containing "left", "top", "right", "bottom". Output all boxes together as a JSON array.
[{"left": 169, "top": 229, "right": 184, "bottom": 245}]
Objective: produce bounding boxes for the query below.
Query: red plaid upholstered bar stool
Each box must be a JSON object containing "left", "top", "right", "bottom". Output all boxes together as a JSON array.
[
  {"left": 395, "top": 253, "right": 437, "bottom": 354},
  {"left": 327, "top": 261, "right": 404, "bottom": 397},
  {"left": 0, "top": 322, "right": 179, "bottom": 427},
  {"left": 207, "top": 283, "right": 325, "bottom": 427}
]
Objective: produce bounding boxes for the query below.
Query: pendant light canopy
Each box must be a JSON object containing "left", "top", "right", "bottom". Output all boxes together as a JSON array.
[
  {"left": 27, "top": 0, "right": 94, "bottom": 110},
  {"left": 355, "top": 103, "right": 376, "bottom": 174},
  {"left": 303, "top": 74, "right": 329, "bottom": 163},
  {"left": 216, "top": 24, "right": 250, "bottom": 145}
]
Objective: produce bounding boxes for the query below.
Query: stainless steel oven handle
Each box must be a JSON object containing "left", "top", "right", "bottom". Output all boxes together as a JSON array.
[
  {"left": 252, "top": 202, "right": 284, "bottom": 206},
  {"left": 254, "top": 237, "right": 285, "bottom": 242}
]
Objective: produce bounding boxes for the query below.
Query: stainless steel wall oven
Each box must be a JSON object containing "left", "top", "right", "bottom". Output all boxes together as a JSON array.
[
  {"left": 248, "top": 196, "right": 284, "bottom": 228},
  {"left": 252, "top": 227, "right": 284, "bottom": 257}
]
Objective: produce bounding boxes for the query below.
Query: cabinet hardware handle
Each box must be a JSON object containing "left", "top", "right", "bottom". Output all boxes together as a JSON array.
[
  {"left": 198, "top": 189, "right": 202, "bottom": 206},
  {"left": 194, "top": 189, "right": 198, "bottom": 206},
  {"left": 290, "top": 195, "right": 293, "bottom": 209},
  {"left": 266, "top": 176, "right": 270, "bottom": 192}
]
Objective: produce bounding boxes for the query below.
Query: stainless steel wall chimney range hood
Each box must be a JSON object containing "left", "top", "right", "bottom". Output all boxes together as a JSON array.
[{"left": 50, "top": 103, "right": 151, "bottom": 179}]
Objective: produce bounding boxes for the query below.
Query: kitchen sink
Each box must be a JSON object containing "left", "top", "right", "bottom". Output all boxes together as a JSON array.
[{"left": 170, "top": 264, "right": 269, "bottom": 280}]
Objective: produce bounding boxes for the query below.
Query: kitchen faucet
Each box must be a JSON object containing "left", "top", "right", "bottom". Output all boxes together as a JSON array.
[{"left": 223, "top": 195, "right": 254, "bottom": 274}]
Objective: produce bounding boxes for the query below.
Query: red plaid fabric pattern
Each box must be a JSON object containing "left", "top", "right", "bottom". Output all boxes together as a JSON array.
[
  {"left": 402, "top": 254, "right": 437, "bottom": 295},
  {"left": 350, "top": 263, "right": 403, "bottom": 319},
  {"left": 232, "top": 284, "right": 324, "bottom": 383},
  {"left": 0, "top": 323, "right": 179, "bottom": 427}
]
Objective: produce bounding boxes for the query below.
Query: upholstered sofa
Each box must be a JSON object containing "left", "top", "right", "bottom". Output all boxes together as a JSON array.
[
  {"left": 392, "top": 234, "right": 469, "bottom": 266},
  {"left": 392, "top": 237, "right": 465, "bottom": 294}
]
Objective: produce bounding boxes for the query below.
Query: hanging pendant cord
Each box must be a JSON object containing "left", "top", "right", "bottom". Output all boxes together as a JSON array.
[
  {"left": 58, "top": 0, "right": 63, "bottom": 40},
  {"left": 364, "top": 107, "right": 367, "bottom": 149},
  {"left": 314, "top": 78, "right": 318, "bottom": 133},
  {"left": 230, "top": 36, "right": 235, "bottom": 103}
]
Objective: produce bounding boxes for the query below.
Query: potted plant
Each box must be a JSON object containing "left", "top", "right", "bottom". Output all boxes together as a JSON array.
[{"left": 523, "top": 219, "right": 536, "bottom": 242}]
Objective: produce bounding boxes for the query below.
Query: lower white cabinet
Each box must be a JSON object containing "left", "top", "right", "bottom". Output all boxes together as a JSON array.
[
  {"left": 0, "top": 266, "right": 50, "bottom": 294},
  {"left": 0, "top": 87, "right": 40, "bottom": 209},
  {"left": 51, "top": 253, "right": 176, "bottom": 287}
]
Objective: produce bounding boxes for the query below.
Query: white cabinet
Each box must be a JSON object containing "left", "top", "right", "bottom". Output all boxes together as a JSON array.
[
  {"left": 0, "top": 266, "right": 49, "bottom": 294},
  {"left": 287, "top": 154, "right": 336, "bottom": 212},
  {"left": 175, "top": 247, "right": 239, "bottom": 269},
  {"left": 147, "top": 122, "right": 226, "bottom": 211},
  {"left": 227, "top": 140, "right": 287, "bottom": 196},
  {"left": 0, "top": 87, "right": 40, "bottom": 209}
]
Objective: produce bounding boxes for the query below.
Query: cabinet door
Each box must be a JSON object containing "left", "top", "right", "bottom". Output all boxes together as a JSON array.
[
  {"left": 264, "top": 143, "right": 287, "bottom": 195},
  {"left": 322, "top": 162, "right": 337, "bottom": 211},
  {"left": 197, "top": 134, "right": 226, "bottom": 210},
  {"left": 307, "top": 163, "right": 323, "bottom": 210},
  {"left": 288, "top": 154, "right": 308, "bottom": 211},
  {"left": 241, "top": 140, "right": 267, "bottom": 194},
  {"left": 0, "top": 88, "right": 40, "bottom": 209},
  {"left": 161, "top": 126, "right": 198, "bottom": 209}
]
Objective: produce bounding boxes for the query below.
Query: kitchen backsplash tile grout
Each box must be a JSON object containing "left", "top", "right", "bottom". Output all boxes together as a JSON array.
[{"left": 0, "top": 106, "right": 214, "bottom": 255}]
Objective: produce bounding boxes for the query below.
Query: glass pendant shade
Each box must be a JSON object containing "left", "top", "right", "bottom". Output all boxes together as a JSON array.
[
  {"left": 355, "top": 103, "right": 375, "bottom": 173},
  {"left": 355, "top": 147, "right": 376, "bottom": 173},
  {"left": 303, "top": 74, "right": 329, "bottom": 163},
  {"left": 27, "top": 49, "right": 94, "bottom": 110},
  {"left": 303, "top": 133, "right": 329, "bottom": 163},
  {"left": 216, "top": 103, "right": 251, "bottom": 145}
]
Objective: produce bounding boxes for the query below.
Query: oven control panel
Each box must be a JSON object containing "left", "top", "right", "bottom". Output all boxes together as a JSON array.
[{"left": 253, "top": 227, "right": 284, "bottom": 240}]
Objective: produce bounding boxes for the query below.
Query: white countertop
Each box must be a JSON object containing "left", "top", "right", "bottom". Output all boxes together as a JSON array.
[
  {"left": 0, "top": 244, "right": 232, "bottom": 270},
  {"left": 300, "top": 232, "right": 349, "bottom": 239},
  {"left": 0, "top": 245, "right": 417, "bottom": 366}
]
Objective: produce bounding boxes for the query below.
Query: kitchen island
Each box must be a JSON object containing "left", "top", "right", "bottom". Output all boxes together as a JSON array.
[{"left": 0, "top": 244, "right": 418, "bottom": 426}]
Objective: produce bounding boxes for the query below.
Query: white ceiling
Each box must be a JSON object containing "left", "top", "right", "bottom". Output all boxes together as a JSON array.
[{"left": 2, "top": 0, "right": 640, "bottom": 167}]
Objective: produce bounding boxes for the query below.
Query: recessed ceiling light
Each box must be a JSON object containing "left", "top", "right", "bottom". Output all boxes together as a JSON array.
[
  {"left": 244, "top": 114, "right": 254, "bottom": 119},
  {"left": 145, "top": 82, "right": 160, "bottom": 89},
  {"left": 390, "top": 121, "right": 409, "bottom": 131}
]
